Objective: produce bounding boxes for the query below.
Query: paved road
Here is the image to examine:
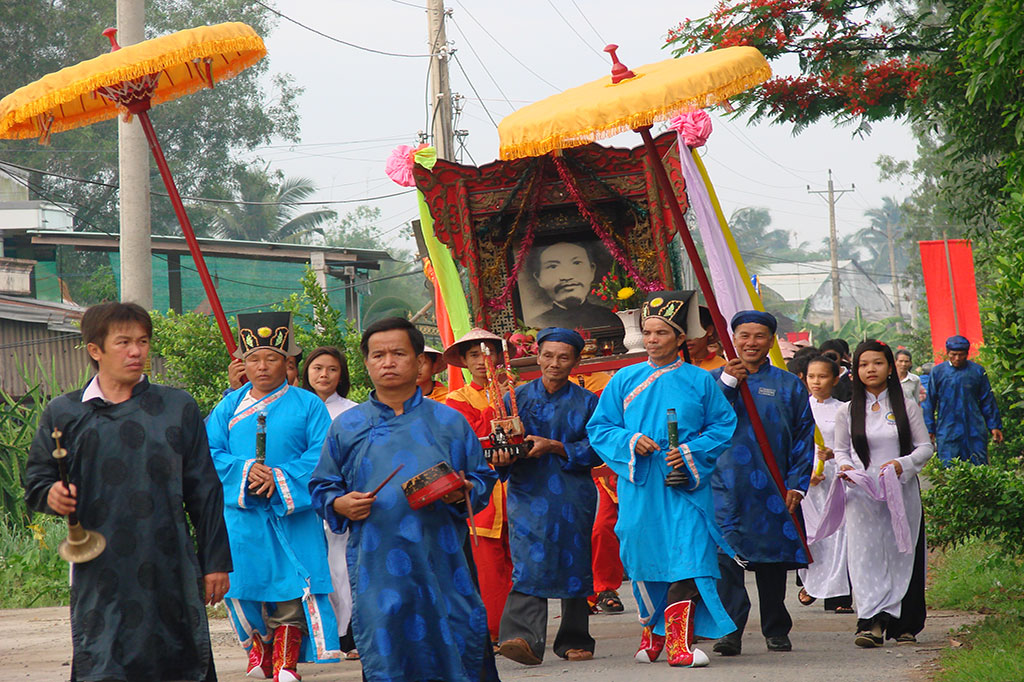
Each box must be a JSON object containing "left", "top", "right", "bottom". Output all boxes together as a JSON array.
[{"left": 0, "top": 574, "right": 974, "bottom": 681}]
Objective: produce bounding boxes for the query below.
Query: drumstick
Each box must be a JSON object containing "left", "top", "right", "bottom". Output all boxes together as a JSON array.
[
  {"left": 369, "top": 464, "right": 404, "bottom": 497},
  {"left": 461, "top": 471, "right": 479, "bottom": 547}
]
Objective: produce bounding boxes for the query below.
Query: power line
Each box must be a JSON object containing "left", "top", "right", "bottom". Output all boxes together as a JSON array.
[
  {"left": 390, "top": 0, "right": 427, "bottom": 8},
  {"left": 448, "top": 15, "right": 515, "bottom": 110},
  {"left": 452, "top": 1, "right": 560, "bottom": 91},
  {"left": 570, "top": 0, "right": 607, "bottom": 44},
  {"left": 252, "top": 0, "right": 436, "bottom": 58},
  {"left": 0, "top": 158, "right": 413, "bottom": 206},
  {"left": 451, "top": 53, "right": 499, "bottom": 129},
  {"left": 545, "top": 0, "right": 606, "bottom": 60}
]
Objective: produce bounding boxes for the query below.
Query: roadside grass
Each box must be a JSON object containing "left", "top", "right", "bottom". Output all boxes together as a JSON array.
[
  {"left": 0, "top": 516, "right": 68, "bottom": 608},
  {"left": 928, "top": 538, "right": 1024, "bottom": 682}
]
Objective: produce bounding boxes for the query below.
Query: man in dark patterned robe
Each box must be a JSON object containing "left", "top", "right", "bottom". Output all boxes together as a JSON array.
[{"left": 23, "top": 302, "right": 231, "bottom": 682}]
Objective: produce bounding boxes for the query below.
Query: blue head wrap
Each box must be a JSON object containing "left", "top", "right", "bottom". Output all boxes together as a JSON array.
[
  {"left": 730, "top": 310, "right": 777, "bottom": 335},
  {"left": 945, "top": 335, "right": 970, "bottom": 351},
  {"left": 536, "top": 327, "right": 584, "bottom": 354}
]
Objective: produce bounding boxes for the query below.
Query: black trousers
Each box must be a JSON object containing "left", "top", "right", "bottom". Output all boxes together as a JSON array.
[
  {"left": 857, "top": 516, "right": 927, "bottom": 639},
  {"left": 498, "top": 591, "right": 594, "bottom": 660},
  {"left": 716, "top": 556, "right": 792, "bottom": 638}
]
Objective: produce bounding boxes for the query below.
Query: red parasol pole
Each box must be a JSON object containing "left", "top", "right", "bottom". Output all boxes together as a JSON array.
[
  {"left": 637, "top": 125, "right": 811, "bottom": 562},
  {"left": 126, "top": 102, "right": 237, "bottom": 355}
]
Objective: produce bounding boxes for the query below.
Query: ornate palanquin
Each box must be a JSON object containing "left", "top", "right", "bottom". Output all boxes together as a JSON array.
[{"left": 413, "top": 131, "right": 688, "bottom": 335}]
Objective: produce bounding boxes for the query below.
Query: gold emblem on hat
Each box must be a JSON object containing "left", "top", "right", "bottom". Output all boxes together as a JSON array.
[
  {"left": 257, "top": 326, "right": 272, "bottom": 338},
  {"left": 650, "top": 297, "right": 663, "bottom": 307}
]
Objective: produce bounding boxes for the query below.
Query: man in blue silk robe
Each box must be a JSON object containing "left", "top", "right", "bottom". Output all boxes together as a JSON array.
[
  {"left": 207, "top": 312, "right": 338, "bottom": 682},
  {"left": 495, "top": 327, "right": 601, "bottom": 666},
  {"left": 710, "top": 310, "right": 815, "bottom": 657},
  {"left": 310, "top": 317, "right": 498, "bottom": 682},
  {"left": 923, "top": 335, "right": 1003, "bottom": 465},
  {"left": 588, "top": 291, "right": 738, "bottom": 669}
]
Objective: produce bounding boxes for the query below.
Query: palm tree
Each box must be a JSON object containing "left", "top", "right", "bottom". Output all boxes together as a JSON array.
[
  {"left": 860, "top": 197, "right": 907, "bottom": 323},
  {"left": 202, "top": 166, "right": 336, "bottom": 243}
]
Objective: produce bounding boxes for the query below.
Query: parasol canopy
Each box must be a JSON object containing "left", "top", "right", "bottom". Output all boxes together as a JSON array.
[
  {"left": 498, "top": 45, "right": 770, "bottom": 160},
  {"left": 0, "top": 22, "right": 265, "bottom": 142}
]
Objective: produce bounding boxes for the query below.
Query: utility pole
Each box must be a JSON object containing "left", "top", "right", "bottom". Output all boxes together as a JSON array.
[
  {"left": 426, "top": 0, "right": 454, "bottom": 160},
  {"left": 116, "top": 0, "right": 153, "bottom": 309},
  {"left": 808, "top": 170, "right": 853, "bottom": 331},
  {"left": 885, "top": 215, "right": 904, "bottom": 331}
]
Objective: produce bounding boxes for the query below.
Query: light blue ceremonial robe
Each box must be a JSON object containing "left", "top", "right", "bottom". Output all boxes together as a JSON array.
[
  {"left": 207, "top": 381, "right": 339, "bottom": 664},
  {"left": 500, "top": 379, "right": 600, "bottom": 599},
  {"left": 711, "top": 363, "right": 815, "bottom": 565},
  {"left": 310, "top": 389, "right": 497, "bottom": 682},
  {"left": 923, "top": 360, "right": 1002, "bottom": 465},
  {"left": 587, "top": 358, "right": 737, "bottom": 638}
]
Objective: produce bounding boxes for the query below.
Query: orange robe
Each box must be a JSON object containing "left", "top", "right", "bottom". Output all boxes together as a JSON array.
[
  {"left": 445, "top": 382, "right": 511, "bottom": 640},
  {"left": 422, "top": 380, "right": 449, "bottom": 403}
]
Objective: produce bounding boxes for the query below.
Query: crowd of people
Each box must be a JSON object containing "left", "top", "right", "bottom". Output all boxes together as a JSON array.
[{"left": 20, "top": 297, "right": 1003, "bottom": 682}]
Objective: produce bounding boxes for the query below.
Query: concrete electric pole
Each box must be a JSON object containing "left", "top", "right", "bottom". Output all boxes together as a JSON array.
[
  {"left": 116, "top": 0, "right": 153, "bottom": 308},
  {"left": 426, "top": 0, "right": 455, "bottom": 161},
  {"left": 808, "top": 170, "right": 853, "bottom": 332}
]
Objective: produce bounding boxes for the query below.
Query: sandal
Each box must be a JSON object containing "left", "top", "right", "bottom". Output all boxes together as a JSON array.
[
  {"left": 834, "top": 605, "right": 855, "bottom": 614},
  {"left": 565, "top": 648, "right": 594, "bottom": 661},
  {"left": 895, "top": 633, "right": 917, "bottom": 644},
  {"left": 595, "top": 590, "right": 624, "bottom": 613},
  {"left": 797, "top": 587, "right": 816, "bottom": 606},
  {"left": 345, "top": 649, "right": 360, "bottom": 660},
  {"left": 855, "top": 631, "right": 883, "bottom": 648}
]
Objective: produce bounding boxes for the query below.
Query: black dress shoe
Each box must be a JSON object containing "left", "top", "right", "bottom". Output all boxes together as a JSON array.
[
  {"left": 766, "top": 635, "right": 792, "bottom": 651},
  {"left": 713, "top": 631, "right": 742, "bottom": 656}
]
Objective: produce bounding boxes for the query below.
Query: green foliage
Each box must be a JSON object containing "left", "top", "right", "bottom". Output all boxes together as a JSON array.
[
  {"left": 0, "top": 516, "right": 68, "bottom": 608},
  {"left": 923, "top": 458, "right": 1024, "bottom": 559},
  {"left": 797, "top": 307, "right": 927, "bottom": 359},
  {"left": 276, "top": 268, "right": 370, "bottom": 401},
  {"left": 149, "top": 311, "right": 234, "bottom": 415},
  {"left": 936, "top": 616, "right": 1024, "bottom": 682}
]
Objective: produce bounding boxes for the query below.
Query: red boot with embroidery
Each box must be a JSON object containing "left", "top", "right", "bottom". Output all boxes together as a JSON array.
[
  {"left": 272, "top": 624, "right": 303, "bottom": 682},
  {"left": 665, "top": 600, "right": 709, "bottom": 667},
  {"left": 634, "top": 625, "right": 666, "bottom": 663},
  {"left": 246, "top": 635, "right": 273, "bottom": 678}
]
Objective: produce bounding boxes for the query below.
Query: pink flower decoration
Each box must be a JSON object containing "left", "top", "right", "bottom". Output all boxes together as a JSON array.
[
  {"left": 385, "top": 144, "right": 417, "bottom": 187},
  {"left": 669, "top": 111, "right": 713, "bottom": 149}
]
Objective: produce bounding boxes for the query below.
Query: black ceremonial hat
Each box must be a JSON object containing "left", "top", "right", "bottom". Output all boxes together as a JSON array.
[
  {"left": 234, "top": 312, "right": 302, "bottom": 359},
  {"left": 641, "top": 290, "right": 704, "bottom": 338}
]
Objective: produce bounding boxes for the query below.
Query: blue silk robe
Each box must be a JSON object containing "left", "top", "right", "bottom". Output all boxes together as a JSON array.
[
  {"left": 711, "top": 363, "right": 815, "bottom": 566},
  {"left": 500, "top": 379, "right": 601, "bottom": 599},
  {"left": 587, "top": 358, "right": 737, "bottom": 638},
  {"left": 923, "top": 360, "right": 1002, "bottom": 465},
  {"left": 309, "top": 389, "right": 497, "bottom": 682},
  {"left": 207, "top": 381, "right": 339, "bottom": 664}
]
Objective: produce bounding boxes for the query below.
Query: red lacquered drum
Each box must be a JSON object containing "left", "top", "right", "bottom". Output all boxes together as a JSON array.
[{"left": 402, "top": 461, "right": 462, "bottom": 510}]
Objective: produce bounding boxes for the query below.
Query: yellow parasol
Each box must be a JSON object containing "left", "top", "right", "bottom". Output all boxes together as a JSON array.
[
  {"left": 497, "top": 44, "right": 812, "bottom": 560},
  {"left": 0, "top": 22, "right": 267, "bottom": 353},
  {"left": 498, "top": 45, "right": 769, "bottom": 160}
]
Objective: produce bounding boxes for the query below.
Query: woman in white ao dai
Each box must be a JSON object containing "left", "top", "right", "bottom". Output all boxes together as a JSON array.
[{"left": 833, "top": 340, "right": 933, "bottom": 648}]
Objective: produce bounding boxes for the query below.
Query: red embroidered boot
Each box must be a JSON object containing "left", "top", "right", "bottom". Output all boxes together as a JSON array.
[
  {"left": 665, "top": 600, "right": 709, "bottom": 667},
  {"left": 634, "top": 626, "right": 666, "bottom": 663},
  {"left": 272, "top": 624, "right": 303, "bottom": 682},
  {"left": 246, "top": 634, "right": 273, "bottom": 679}
]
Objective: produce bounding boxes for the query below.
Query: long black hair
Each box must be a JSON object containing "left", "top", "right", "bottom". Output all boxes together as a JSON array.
[{"left": 850, "top": 339, "right": 913, "bottom": 468}]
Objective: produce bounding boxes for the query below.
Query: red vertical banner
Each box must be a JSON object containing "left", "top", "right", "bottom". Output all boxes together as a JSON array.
[{"left": 919, "top": 239, "right": 984, "bottom": 361}]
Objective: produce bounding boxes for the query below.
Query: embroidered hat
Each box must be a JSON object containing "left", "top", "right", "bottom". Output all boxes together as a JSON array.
[
  {"left": 945, "top": 335, "right": 970, "bottom": 351},
  {"left": 442, "top": 328, "right": 505, "bottom": 368},
  {"left": 641, "top": 290, "right": 704, "bottom": 338},
  {"left": 234, "top": 312, "right": 302, "bottom": 359}
]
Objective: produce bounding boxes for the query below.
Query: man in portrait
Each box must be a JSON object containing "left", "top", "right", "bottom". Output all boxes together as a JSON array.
[{"left": 523, "top": 241, "right": 624, "bottom": 333}]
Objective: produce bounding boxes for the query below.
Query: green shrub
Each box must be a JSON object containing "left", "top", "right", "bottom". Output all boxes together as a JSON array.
[
  {"left": 0, "top": 515, "right": 68, "bottom": 608},
  {"left": 923, "top": 458, "right": 1024, "bottom": 558}
]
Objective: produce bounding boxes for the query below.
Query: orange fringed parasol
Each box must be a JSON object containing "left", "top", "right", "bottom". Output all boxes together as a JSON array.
[
  {"left": 0, "top": 22, "right": 268, "bottom": 353},
  {"left": 497, "top": 45, "right": 812, "bottom": 561}
]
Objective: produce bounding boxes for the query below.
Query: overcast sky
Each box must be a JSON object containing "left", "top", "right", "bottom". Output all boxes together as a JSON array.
[{"left": 245, "top": 0, "right": 918, "bottom": 257}]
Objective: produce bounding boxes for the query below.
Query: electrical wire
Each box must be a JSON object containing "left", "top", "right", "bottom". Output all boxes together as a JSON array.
[
  {"left": 0, "top": 158, "right": 413, "bottom": 206},
  {"left": 451, "top": 53, "right": 499, "bottom": 129},
  {"left": 448, "top": 16, "right": 515, "bottom": 110},
  {"left": 452, "top": 1, "right": 560, "bottom": 91},
  {"left": 389, "top": 0, "right": 427, "bottom": 8},
  {"left": 545, "top": 0, "right": 606, "bottom": 60},
  {"left": 252, "top": 0, "right": 435, "bottom": 58},
  {"left": 570, "top": 0, "right": 607, "bottom": 45}
]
